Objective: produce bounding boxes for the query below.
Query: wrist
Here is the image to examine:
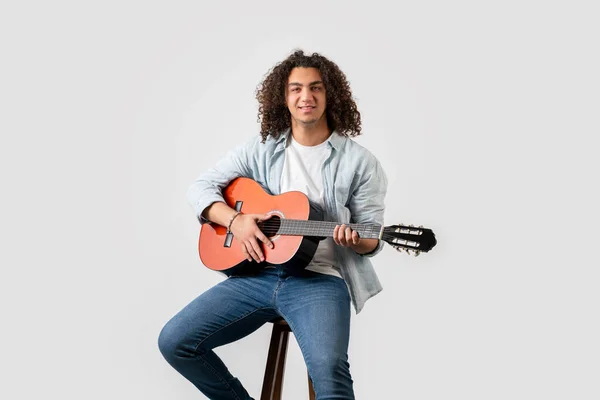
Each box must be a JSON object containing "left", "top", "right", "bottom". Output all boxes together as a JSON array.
[
  {"left": 226, "top": 211, "right": 242, "bottom": 233},
  {"left": 351, "top": 238, "right": 378, "bottom": 255}
]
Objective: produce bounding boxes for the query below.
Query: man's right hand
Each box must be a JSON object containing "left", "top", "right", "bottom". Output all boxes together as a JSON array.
[{"left": 230, "top": 213, "right": 274, "bottom": 263}]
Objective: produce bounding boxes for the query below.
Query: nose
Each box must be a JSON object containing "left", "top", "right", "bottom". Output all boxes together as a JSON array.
[{"left": 300, "top": 87, "right": 313, "bottom": 102}]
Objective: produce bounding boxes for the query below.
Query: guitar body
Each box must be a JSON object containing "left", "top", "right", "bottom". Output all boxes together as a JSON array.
[
  {"left": 199, "top": 178, "right": 437, "bottom": 275},
  {"left": 199, "top": 178, "right": 321, "bottom": 275}
]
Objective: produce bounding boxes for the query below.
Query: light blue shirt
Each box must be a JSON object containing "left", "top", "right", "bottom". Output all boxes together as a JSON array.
[{"left": 187, "top": 129, "right": 388, "bottom": 313}]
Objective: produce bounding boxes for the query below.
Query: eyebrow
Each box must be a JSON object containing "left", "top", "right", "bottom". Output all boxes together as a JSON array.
[{"left": 288, "top": 80, "right": 324, "bottom": 87}]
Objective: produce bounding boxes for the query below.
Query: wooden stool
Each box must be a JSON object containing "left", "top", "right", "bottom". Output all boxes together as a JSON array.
[{"left": 260, "top": 318, "right": 316, "bottom": 400}]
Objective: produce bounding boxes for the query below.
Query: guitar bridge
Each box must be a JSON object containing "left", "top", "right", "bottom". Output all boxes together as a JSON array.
[{"left": 224, "top": 200, "right": 243, "bottom": 248}]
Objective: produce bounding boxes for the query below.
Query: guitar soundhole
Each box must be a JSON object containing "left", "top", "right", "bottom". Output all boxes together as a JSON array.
[{"left": 260, "top": 216, "right": 281, "bottom": 238}]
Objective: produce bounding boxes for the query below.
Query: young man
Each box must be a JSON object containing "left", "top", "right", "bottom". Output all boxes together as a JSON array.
[{"left": 159, "top": 50, "right": 388, "bottom": 400}]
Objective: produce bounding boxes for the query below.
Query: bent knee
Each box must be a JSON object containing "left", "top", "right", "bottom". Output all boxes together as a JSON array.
[
  {"left": 157, "top": 320, "right": 178, "bottom": 361},
  {"left": 158, "top": 319, "right": 202, "bottom": 362}
]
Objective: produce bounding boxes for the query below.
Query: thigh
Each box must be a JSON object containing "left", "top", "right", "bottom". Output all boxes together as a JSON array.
[
  {"left": 276, "top": 273, "right": 352, "bottom": 364},
  {"left": 160, "top": 274, "right": 279, "bottom": 354}
]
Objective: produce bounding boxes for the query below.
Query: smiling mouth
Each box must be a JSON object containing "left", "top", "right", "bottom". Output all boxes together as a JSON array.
[{"left": 299, "top": 106, "right": 315, "bottom": 110}]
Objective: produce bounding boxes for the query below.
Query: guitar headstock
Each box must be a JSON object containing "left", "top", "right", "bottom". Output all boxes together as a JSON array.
[{"left": 382, "top": 224, "right": 437, "bottom": 256}]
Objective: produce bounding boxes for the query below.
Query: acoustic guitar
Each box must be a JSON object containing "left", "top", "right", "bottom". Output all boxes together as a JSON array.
[{"left": 198, "top": 177, "right": 436, "bottom": 275}]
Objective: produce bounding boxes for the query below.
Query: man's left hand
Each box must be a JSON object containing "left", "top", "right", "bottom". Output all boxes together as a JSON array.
[
  {"left": 333, "top": 224, "right": 360, "bottom": 247},
  {"left": 333, "top": 224, "right": 379, "bottom": 255}
]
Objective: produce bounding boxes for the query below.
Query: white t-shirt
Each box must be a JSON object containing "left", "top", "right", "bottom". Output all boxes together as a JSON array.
[{"left": 279, "top": 134, "right": 342, "bottom": 278}]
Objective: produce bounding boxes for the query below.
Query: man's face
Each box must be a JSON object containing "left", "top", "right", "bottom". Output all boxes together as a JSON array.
[{"left": 285, "top": 67, "right": 327, "bottom": 127}]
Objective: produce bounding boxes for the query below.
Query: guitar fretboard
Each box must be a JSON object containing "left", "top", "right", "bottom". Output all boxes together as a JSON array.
[{"left": 274, "top": 219, "right": 382, "bottom": 239}]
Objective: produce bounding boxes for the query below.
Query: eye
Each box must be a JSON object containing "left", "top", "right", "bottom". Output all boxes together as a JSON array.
[
  {"left": 312, "top": 86, "right": 321, "bottom": 91},
  {"left": 291, "top": 87, "right": 300, "bottom": 93}
]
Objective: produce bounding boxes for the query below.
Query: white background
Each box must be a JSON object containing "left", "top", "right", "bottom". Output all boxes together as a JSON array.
[{"left": 1, "top": 1, "right": 598, "bottom": 399}]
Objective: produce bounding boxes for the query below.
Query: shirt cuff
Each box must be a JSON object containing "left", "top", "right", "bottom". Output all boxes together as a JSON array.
[{"left": 358, "top": 239, "right": 384, "bottom": 257}]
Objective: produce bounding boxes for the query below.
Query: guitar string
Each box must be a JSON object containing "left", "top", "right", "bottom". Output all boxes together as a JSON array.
[
  {"left": 227, "top": 223, "right": 424, "bottom": 248},
  {"left": 255, "top": 220, "right": 382, "bottom": 238},
  {"left": 258, "top": 223, "right": 406, "bottom": 242},
  {"left": 243, "top": 215, "right": 426, "bottom": 249},
  {"left": 256, "top": 224, "right": 419, "bottom": 236},
  {"left": 255, "top": 230, "right": 423, "bottom": 248},
  {"left": 230, "top": 218, "right": 424, "bottom": 246}
]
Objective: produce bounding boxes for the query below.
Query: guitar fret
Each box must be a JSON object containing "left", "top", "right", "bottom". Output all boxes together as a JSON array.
[{"left": 278, "top": 219, "right": 381, "bottom": 239}]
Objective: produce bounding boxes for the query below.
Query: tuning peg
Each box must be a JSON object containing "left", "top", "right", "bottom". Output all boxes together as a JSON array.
[
  {"left": 395, "top": 246, "right": 409, "bottom": 254},
  {"left": 414, "top": 250, "right": 421, "bottom": 257}
]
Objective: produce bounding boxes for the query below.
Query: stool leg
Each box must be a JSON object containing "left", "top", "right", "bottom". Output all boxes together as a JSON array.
[
  {"left": 261, "top": 323, "right": 290, "bottom": 400},
  {"left": 308, "top": 372, "right": 316, "bottom": 400}
]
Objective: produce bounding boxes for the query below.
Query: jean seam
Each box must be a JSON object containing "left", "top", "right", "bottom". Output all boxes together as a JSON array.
[
  {"left": 196, "top": 353, "right": 243, "bottom": 400},
  {"left": 276, "top": 310, "right": 317, "bottom": 398},
  {"left": 271, "top": 277, "right": 285, "bottom": 307},
  {"left": 192, "top": 307, "right": 273, "bottom": 400},
  {"left": 193, "top": 306, "right": 272, "bottom": 354}
]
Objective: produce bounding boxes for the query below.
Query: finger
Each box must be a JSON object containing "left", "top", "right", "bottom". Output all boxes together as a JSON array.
[
  {"left": 344, "top": 224, "right": 352, "bottom": 245},
  {"left": 344, "top": 226, "right": 353, "bottom": 246},
  {"left": 241, "top": 243, "right": 252, "bottom": 261},
  {"left": 241, "top": 246, "right": 252, "bottom": 262},
  {"left": 346, "top": 227, "right": 357, "bottom": 246},
  {"left": 352, "top": 230, "right": 360, "bottom": 245},
  {"left": 339, "top": 224, "right": 347, "bottom": 246},
  {"left": 333, "top": 225, "right": 340, "bottom": 245},
  {"left": 249, "top": 238, "right": 264, "bottom": 262},
  {"left": 256, "top": 230, "right": 273, "bottom": 249},
  {"left": 261, "top": 213, "right": 273, "bottom": 221},
  {"left": 245, "top": 242, "right": 260, "bottom": 262}
]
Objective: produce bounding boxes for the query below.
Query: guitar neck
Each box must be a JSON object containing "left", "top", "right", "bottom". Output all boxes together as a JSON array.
[{"left": 276, "top": 219, "right": 382, "bottom": 239}]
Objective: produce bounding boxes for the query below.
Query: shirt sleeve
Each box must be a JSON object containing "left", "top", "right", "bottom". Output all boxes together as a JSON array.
[
  {"left": 186, "top": 137, "right": 257, "bottom": 224},
  {"left": 348, "top": 156, "right": 388, "bottom": 257}
]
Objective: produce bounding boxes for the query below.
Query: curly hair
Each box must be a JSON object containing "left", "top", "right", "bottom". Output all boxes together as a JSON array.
[{"left": 255, "top": 49, "right": 362, "bottom": 143}]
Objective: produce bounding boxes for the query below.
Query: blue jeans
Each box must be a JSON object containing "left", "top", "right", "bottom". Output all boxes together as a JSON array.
[{"left": 158, "top": 266, "right": 354, "bottom": 400}]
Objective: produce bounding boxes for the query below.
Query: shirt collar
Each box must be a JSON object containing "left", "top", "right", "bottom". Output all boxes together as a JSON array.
[{"left": 274, "top": 128, "right": 345, "bottom": 152}]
